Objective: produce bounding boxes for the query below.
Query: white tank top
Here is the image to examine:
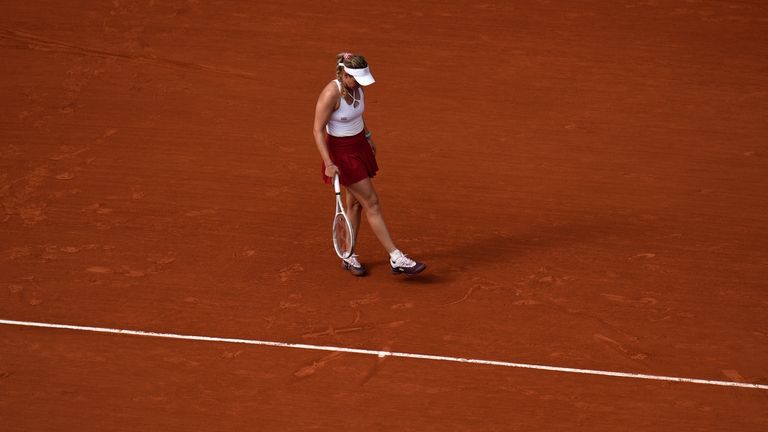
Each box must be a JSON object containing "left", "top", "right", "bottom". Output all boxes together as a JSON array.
[{"left": 326, "top": 80, "right": 365, "bottom": 137}]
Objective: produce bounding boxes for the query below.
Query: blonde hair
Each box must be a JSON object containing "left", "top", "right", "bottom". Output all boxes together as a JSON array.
[{"left": 335, "top": 52, "right": 368, "bottom": 98}]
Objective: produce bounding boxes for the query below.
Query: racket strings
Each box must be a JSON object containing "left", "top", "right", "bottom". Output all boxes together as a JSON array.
[{"left": 333, "top": 214, "right": 354, "bottom": 257}]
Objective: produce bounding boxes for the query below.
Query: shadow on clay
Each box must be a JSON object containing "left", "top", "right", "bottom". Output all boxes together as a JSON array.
[{"left": 422, "top": 216, "right": 637, "bottom": 267}]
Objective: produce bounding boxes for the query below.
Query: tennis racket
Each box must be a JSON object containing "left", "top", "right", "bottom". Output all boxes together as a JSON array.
[{"left": 332, "top": 173, "right": 355, "bottom": 259}]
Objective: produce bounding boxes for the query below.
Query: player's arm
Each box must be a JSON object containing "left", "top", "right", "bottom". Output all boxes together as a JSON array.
[
  {"left": 313, "top": 83, "right": 339, "bottom": 175},
  {"left": 362, "top": 119, "right": 375, "bottom": 155}
]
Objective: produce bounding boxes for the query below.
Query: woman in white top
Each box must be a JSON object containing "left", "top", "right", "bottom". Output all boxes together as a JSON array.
[{"left": 313, "top": 52, "right": 426, "bottom": 277}]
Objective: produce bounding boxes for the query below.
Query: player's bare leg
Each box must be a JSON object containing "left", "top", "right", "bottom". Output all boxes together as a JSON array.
[
  {"left": 345, "top": 189, "right": 363, "bottom": 240},
  {"left": 338, "top": 183, "right": 366, "bottom": 276},
  {"left": 346, "top": 177, "right": 426, "bottom": 274},
  {"left": 346, "top": 177, "right": 397, "bottom": 253}
]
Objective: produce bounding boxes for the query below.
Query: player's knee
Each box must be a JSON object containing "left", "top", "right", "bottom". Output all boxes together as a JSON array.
[
  {"left": 364, "top": 196, "right": 381, "bottom": 215},
  {"left": 348, "top": 200, "right": 363, "bottom": 213}
]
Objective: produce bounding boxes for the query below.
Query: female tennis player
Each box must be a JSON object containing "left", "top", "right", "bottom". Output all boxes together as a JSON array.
[{"left": 313, "top": 52, "right": 426, "bottom": 277}]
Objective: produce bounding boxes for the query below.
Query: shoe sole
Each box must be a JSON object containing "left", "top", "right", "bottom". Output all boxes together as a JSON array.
[{"left": 390, "top": 263, "right": 426, "bottom": 275}]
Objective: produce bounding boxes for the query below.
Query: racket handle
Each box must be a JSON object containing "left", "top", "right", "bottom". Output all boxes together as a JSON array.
[{"left": 333, "top": 173, "right": 341, "bottom": 194}]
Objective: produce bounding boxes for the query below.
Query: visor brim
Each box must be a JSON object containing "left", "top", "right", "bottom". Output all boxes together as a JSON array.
[
  {"left": 344, "top": 66, "right": 376, "bottom": 86},
  {"left": 354, "top": 73, "right": 375, "bottom": 86}
]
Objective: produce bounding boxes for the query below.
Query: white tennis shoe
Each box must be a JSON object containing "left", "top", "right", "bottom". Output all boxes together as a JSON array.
[
  {"left": 390, "top": 253, "right": 426, "bottom": 275},
  {"left": 341, "top": 254, "right": 366, "bottom": 277}
]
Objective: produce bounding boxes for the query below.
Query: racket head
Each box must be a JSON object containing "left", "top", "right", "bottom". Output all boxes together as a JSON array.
[{"left": 332, "top": 212, "right": 355, "bottom": 259}]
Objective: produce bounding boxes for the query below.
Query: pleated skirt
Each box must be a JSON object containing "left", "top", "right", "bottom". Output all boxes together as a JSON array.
[{"left": 321, "top": 130, "right": 379, "bottom": 186}]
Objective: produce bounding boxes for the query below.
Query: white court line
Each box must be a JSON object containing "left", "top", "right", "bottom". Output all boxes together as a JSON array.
[{"left": 1, "top": 318, "right": 766, "bottom": 391}]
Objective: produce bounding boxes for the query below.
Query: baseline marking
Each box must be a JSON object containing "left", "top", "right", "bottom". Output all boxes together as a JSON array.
[{"left": 1, "top": 318, "right": 766, "bottom": 390}]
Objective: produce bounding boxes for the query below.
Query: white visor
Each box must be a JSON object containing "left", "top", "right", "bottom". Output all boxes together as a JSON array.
[{"left": 340, "top": 64, "right": 375, "bottom": 86}]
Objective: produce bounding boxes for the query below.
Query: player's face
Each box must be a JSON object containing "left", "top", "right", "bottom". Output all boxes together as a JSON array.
[{"left": 342, "top": 71, "right": 358, "bottom": 89}]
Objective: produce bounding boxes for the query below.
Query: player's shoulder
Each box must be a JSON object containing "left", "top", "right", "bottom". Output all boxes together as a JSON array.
[
  {"left": 321, "top": 79, "right": 341, "bottom": 95},
  {"left": 318, "top": 80, "right": 341, "bottom": 102}
]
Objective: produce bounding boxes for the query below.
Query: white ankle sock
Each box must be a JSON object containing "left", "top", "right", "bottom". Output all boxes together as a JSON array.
[{"left": 389, "top": 249, "right": 404, "bottom": 261}]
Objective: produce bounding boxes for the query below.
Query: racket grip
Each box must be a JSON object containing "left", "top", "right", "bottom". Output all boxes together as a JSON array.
[{"left": 333, "top": 173, "right": 341, "bottom": 194}]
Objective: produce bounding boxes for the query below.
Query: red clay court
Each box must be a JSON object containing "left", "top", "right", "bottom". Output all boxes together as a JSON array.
[{"left": 1, "top": 1, "right": 767, "bottom": 430}]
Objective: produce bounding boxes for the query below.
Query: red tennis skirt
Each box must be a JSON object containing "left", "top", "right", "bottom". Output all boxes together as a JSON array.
[{"left": 321, "top": 130, "right": 379, "bottom": 186}]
